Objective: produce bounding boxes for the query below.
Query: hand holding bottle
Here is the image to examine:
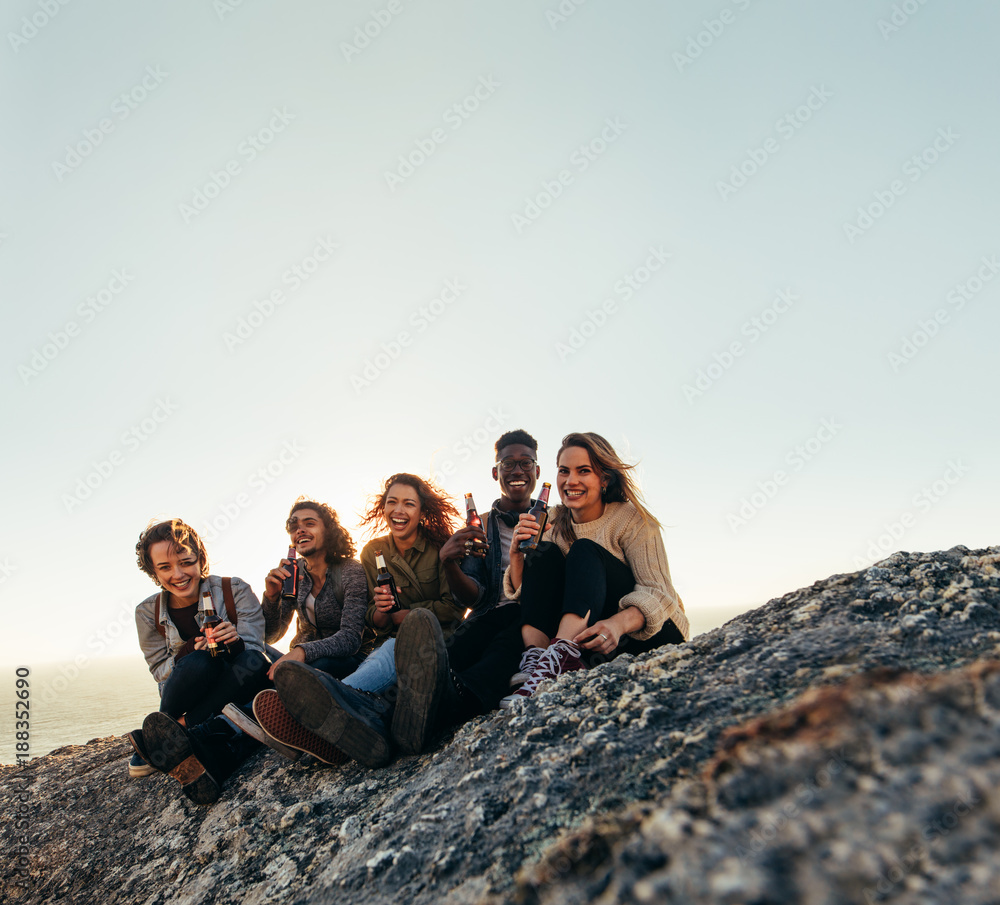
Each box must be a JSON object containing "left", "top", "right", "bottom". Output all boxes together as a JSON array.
[
  {"left": 510, "top": 512, "right": 540, "bottom": 559},
  {"left": 440, "top": 526, "right": 488, "bottom": 563},
  {"left": 372, "top": 584, "right": 407, "bottom": 629},
  {"left": 194, "top": 620, "right": 239, "bottom": 651},
  {"left": 263, "top": 563, "right": 291, "bottom": 601},
  {"left": 263, "top": 548, "right": 297, "bottom": 602}
]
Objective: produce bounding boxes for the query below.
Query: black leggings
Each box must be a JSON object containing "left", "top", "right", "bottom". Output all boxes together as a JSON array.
[
  {"left": 446, "top": 603, "right": 524, "bottom": 712},
  {"left": 520, "top": 539, "right": 684, "bottom": 662},
  {"left": 159, "top": 648, "right": 270, "bottom": 726}
]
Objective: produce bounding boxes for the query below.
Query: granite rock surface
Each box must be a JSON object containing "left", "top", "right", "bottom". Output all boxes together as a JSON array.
[{"left": 2, "top": 545, "right": 998, "bottom": 904}]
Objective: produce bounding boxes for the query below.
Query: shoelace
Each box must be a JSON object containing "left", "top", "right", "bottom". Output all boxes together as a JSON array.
[
  {"left": 518, "top": 647, "right": 543, "bottom": 673},
  {"left": 518, "top": 641, "right": 579, "bottom": 695}
]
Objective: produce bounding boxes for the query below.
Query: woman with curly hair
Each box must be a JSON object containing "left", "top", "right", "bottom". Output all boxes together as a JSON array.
[
  {"left": 260, "top": 498, "right": 369, "bottom": 680},
  {"left": 258, "top": 474, "right": 464, "bottom": 767},
  {"left": 357, "top": 472, "right": 463, "bottom": 637},
  {"left": 501, "top": 432, "right": 688, "bottom": 703}
]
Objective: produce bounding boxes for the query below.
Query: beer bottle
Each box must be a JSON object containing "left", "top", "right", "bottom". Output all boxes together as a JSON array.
[
  {"left": 197, "top": 590, "right": 225, "bottom": 658},
  {"left": 375, "top": 551, "right": 401, "bottom": 613},
  {"left": 465, "top": 493, "right": 482, "bottom": 530},
  {"left": 281, "top": 545, "right": 298, "bottom": 599},
  {"left": 465, "top": 492, "right": 487, "bottom": 550},
  {"left": 519, "top": 482, "right": 551, "bottom": 552}
]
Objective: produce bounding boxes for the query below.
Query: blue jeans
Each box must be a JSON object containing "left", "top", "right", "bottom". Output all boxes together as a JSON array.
[
  {"left": 343, "top": 640, "right": 397, "bottom": 694},
  {"left": 309, "top": 653, "right": 366, "bottom": 680}
]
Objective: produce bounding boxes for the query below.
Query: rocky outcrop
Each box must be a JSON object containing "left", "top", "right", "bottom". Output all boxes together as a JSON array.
[{"left": 2, "top": 546, "right": 998, "bottom": 905}]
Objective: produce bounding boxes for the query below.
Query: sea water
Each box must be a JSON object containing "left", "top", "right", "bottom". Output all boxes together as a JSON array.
[{"left": 1, "top": 658, "right": 159, "bottom": 765}]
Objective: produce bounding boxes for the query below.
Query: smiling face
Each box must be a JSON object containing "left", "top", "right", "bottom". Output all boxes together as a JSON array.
[
  {"left": 383, "top": 481, "right": 422, "bottom": 547},
  {"left": 493, "top": 442, "right": 539, "bottom": 510},
  {"left": 286, "top": 508, "right": 326, "bottom": 558},
  {"left": 556, "top": 445, "right": 606, "bottom": 523},
  {"left": 149, "top": 540, "right": 203, "bottom": 605}
]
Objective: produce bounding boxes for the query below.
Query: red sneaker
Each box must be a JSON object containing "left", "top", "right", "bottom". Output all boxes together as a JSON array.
[
  {"left": 252, "top": 690, "right": 348, "bottom": 766},
  {"left": 504, "top": 638, "right": 585, "bottom": 704}
]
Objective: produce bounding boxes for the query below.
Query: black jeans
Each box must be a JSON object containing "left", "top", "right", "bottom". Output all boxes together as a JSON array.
[
  {"left": 521, "top": 539, "right": 684, "bottom": 664},
  {"left": 159, "top": 648, "right": 270, "bottom": 726},
  {"left": 446, "top": 604, "right": 525, "bottom": 712}
]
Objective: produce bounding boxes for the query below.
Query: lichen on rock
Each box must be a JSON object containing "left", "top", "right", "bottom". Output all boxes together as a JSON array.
[{"left": 2, "top": 545, "right": 998, "bottom": 904}]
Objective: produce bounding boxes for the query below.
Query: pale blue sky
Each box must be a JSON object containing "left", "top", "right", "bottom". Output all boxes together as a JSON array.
[{"left": 1, "top": 0, "right": 997, "bottom": 665}]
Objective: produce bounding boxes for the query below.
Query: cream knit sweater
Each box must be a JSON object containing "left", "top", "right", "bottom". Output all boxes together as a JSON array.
[{"left": 502, "top": 501, "right": 688, "bottom": 642}]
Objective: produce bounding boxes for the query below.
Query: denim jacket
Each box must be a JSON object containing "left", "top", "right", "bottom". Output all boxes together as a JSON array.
[
  {"left": 460, "top": 499, "right": 532, "bottom": 619},
  {"left": 135, "top": 575, "right": 265, "bottom": 683}
]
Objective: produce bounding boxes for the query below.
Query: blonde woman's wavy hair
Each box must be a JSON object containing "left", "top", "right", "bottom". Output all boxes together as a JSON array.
[{"left": 548, "top": 432, "right": 661, "bottom": 544}]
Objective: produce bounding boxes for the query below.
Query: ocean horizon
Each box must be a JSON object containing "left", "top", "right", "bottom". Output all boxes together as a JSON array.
[{"left": 0, "top": 604, "right": 753, "bottom": 765}]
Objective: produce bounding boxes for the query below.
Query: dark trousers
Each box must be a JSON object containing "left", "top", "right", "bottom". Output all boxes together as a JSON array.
[
  {"left": 446, "top": 603, "right": 525, "bottom": 712},
  {"left": 159, "top": 648, "right": 270, "bottom": 726},
  {"left": 521, "top": 539, "right": 684, "bottom": 664}
]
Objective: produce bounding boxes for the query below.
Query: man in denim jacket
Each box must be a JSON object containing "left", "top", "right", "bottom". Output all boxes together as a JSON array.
[{"left": 441, "top": 429, "right": 540, "bottom": 618}]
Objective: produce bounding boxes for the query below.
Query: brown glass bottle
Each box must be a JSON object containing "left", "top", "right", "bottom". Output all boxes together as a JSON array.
[
  {"left": 465, "top": 492, "right": 487, "bottom": 550},
  {"left": 197, "top": 590, "right": 224, "bottom": 658},
  {"left": 465, "top": 493, "right": 483, "bottom": 530},
  {"left": 519, "top": 482, "right": 551, "bottom": 552},
  {"left": 375, "top": 551, "right": 401, "bottom": 613},
  {"left": 281, "top": 545, "right": 298, "bottom": 599}
]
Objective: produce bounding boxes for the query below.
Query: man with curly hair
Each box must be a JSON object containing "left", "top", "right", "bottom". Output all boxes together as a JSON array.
[{"left": 259, "top": 499, "right": 370, "bottom": 680}]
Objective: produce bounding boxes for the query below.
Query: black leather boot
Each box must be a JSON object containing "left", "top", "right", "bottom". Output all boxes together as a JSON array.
[{"left": 274, "top": 661, "right": 393, "bottom": 768}]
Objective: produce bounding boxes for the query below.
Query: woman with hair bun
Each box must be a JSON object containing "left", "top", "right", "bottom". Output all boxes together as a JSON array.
[{"left": 502, "top": 432, "right": 688, "bottom": 703}]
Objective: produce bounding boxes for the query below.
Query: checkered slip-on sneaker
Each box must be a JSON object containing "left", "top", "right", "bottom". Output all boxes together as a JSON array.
[{"left": 252, "top": 689, "right": 348, "bottom": 766}]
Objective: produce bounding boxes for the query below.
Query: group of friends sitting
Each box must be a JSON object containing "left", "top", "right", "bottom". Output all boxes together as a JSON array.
[{"left": 126, "top": 430, "right": 689, "bottom": 804}]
